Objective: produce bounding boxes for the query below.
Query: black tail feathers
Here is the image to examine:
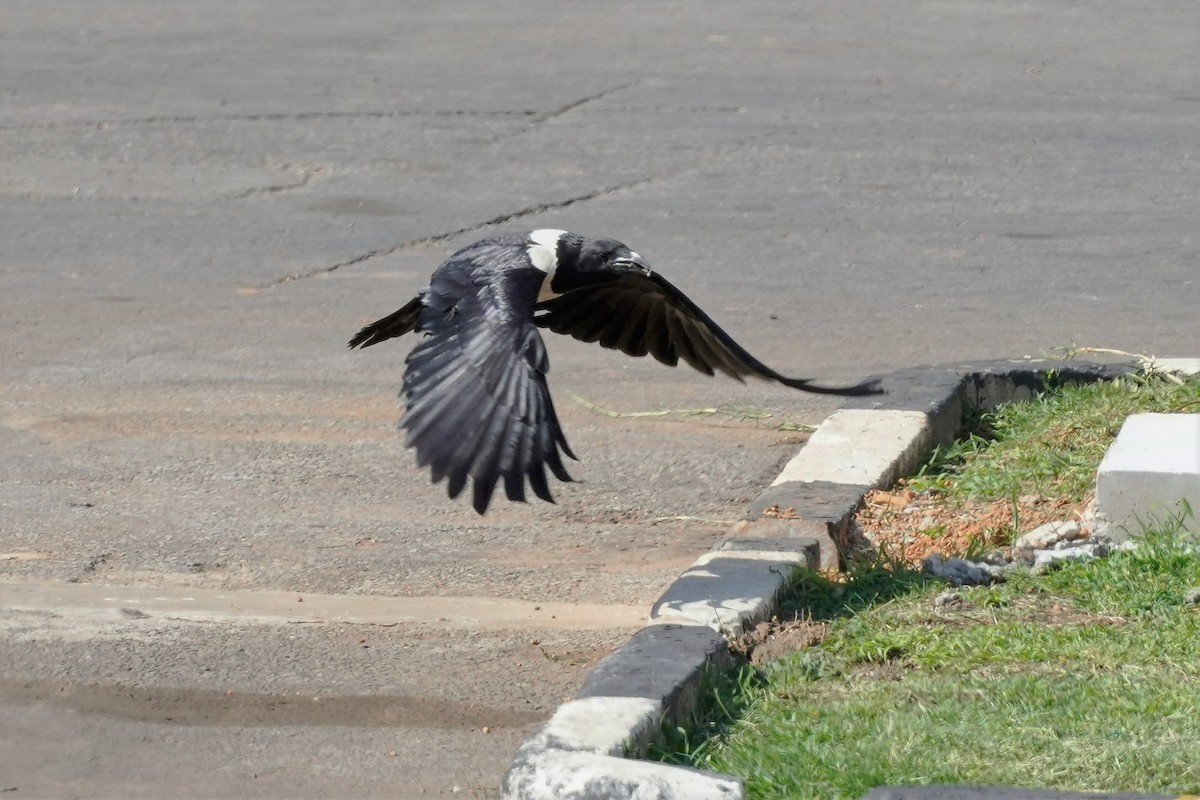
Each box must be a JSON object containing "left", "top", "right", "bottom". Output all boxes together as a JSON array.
[{"left": 348, "top": 297, "right": 423, "bottom": 349}]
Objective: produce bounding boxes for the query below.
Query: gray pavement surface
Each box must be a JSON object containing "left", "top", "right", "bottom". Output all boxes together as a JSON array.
[{"left": 1, "top": 1, "right": 1198, "bottom": 797}]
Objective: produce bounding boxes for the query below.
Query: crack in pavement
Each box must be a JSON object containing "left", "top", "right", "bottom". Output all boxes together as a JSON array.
[
  {"left": 4, "top": 85, "right": 643, "bottom": 134},
  {"left": 530, "top": 81, "right": 641, "bottom": 125},
  {"left": 0, "top": 109, "right": 542, "bottom": 132},
  {"left": 479, "top": 81, "right": 641, "bottom": 145},
  {"left": 577, "top": 105, "right": 746, "bottom": 114},
  {"left": 225, "top": 164, "right": 325, "bottom": 201},
  {"left": 0, "top": 101, "right": 742, "bottom": 133},
  {"left": 255, "top": 175, "right": 658, "bottom": 289}
]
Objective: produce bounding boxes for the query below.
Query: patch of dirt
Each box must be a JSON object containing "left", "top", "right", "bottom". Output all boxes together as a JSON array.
[
  {"left": 731, "top": 618, "right": 828, "bottom": 664},
  {"left": 848, "top": 659, "right": 909, "bottom": 681},
  {"left": 761, "top": 504, "right": 800, "bottom": 519},
  {"left": 930, "top": 590, "right": 1127, "bottom": 630},
  {"left": 854, "top": 485, "right": 1089, "bottom": 567}
]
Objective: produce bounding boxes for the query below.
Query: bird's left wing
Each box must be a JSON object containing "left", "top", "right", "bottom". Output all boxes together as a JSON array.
[
  {"left": 534, "top": 272, "right": 880, "bottom": 396},
  {"left": 402, "top": 263, "right": 576, "bottom": 514}
]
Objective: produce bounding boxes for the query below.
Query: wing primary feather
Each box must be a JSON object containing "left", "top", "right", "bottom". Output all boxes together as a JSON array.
[
  {"left": 616, "top": 294, "right": 653, "bottom": 356},
  {"left": 499, "top": 387, "right": 532, "bottom": 503},
  {"left": 522, "top": 377, "right": 557, "bottom": 504},
  {"left": 433, "top": 385, "right": 504, "bottom": 493},
  {"left": 469, "top": 410, "right": 509, "bottom": 514},
  {"left": 663, "top": 309, "right": 714, "bottom": 375},
  {"left": 349, "top": 297, "right": 423, "bottom": 349},
  {"left": 527, "top": 459, "right": 554, "bottom": 503},
  {"left": 643, "top": 306, "right": 678, "bottom": 367},
  {"left": 447, "top": 467, "right": 469, "bottom": 500}
]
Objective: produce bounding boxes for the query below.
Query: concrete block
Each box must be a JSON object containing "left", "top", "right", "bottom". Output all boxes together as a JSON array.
[
  {"left": 517, "top": 697, "right": 662, "bottom": 757},
  {"left": 717, "top": 533, "right": 821, "bottom": 562},
  {"left": 1096, "top": 413, "right": 1200, "bottom": 541},
  {"left": 502, "top": 749, "right": 743, "bottom": 800},
  {"left": 575, "top": 624, "right": 732, "bottom": 743},
  {"left": 1151, "top": 357, "right": 1200, "bottom": 377},
  {"left": 771, "top": 409, "right": 933, "bottom": 489},
  {"left": 843, "top": 366, "right": 965, "bottom": 446},
  {"left": 745, "top": 481, "right": 865, "bottom": 528},
  {"left": 718, "top": 525, "right": 827, "bottom": 568},
  {"left": 958, "top": 358, "right": 1132, "bottom": 411},
  {"left": 648, "top": 550, "right": 808, "bottom": 633}
]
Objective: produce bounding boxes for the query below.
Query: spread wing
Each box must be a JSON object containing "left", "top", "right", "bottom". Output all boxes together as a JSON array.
[
  {"left": 397, "top": 263, "right": 575, "bottom": 514},
  {"left": 534, "top": 272, "right": 881, "bottom": 396}
]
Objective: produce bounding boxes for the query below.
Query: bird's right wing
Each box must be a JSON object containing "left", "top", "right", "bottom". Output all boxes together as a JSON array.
[
  {"left": 401, "top": 263, "right": 576, "bottom": 514},
  {"left": 534, "top": 272, "right": 881, "bottom": 396}
]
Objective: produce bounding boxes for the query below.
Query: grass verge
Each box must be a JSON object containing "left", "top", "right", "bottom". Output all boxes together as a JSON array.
[
  {"left": 654, "top": 371, "right": 1200, "bottom": 798},
  {"left": 909, "top": 371, "right": 1200, "bottom": 502},
  {"left": 862, "top": 372, "right": 1200, "bottom": 564}
]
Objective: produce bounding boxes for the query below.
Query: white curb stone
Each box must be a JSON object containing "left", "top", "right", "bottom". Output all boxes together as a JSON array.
[
  {"left": 504, "top": 749, "right": 743, "bottom": 800},
  {"left": 1152, "top": 357, "right": 1200, "bottom": 376},
  {"left": 523, "top": 697, "right": 662, "bottom": 757},
  {"left": 771, "top": 409, "right": 933, "bottom": 488},
  {"left": 1096, "top": 413, "right": 1200, "bottom": 540},
  {"left": 648, "top": 549, "right": 809, "bottom": 632}
]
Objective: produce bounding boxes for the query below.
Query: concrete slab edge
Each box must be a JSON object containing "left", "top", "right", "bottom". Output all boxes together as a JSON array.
[{"left": 501, "top": 357, "right": 1167, "bottom": 800}]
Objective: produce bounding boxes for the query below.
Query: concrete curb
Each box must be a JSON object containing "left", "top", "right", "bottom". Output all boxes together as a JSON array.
[{"left": 501, "top": 357, "right": 1182, "bottom": 800}]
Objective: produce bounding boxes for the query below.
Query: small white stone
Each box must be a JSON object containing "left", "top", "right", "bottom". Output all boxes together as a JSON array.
[
  {"left": 1031, "top": 543, "right": 1108, "bottom": 574},
  {"left": 1015, "top": 520, "right": 1082, "bottom": 551}
]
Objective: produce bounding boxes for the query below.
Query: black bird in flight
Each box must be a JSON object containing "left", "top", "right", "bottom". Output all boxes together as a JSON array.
[{"left": 350, "top": 230, "right": 881, "bottom": 514}]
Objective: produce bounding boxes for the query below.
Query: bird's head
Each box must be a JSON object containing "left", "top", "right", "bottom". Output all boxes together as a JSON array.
[
  {"left": 575, "top": 236, "right": 650, "bottom": 278},
  {"left": 531, "top": 230, "right": 650, "bottom": 296}
]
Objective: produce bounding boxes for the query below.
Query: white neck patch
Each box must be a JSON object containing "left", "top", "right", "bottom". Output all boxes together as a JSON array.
[
  {"left": 528, "top": 229, "right": 567, "bottom": 302},
  {"left": 527, "top": 229, "right": 566, "bottom": 275}
]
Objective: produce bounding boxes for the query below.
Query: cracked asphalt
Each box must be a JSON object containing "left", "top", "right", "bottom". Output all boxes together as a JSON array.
[{"left": 1, "top": 2, "right": 1198, "bottom": 797}]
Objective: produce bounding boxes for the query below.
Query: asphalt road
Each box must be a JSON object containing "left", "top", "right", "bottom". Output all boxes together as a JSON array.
[{"left": 1, "top": 2, "right": 1198, "bottom": 797}]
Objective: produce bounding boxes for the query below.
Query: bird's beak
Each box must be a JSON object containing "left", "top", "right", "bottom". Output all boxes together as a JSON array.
[{"left": 617, "top": 252, "right": 652, "bottom": 276}]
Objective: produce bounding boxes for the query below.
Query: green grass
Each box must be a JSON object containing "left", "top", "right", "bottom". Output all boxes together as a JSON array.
[
  {"left": 656, "top": 372, "right": 1200, "bottom": 799},
  {"left": 909, "top": 372, "right": 1200, "bottom": 502}
]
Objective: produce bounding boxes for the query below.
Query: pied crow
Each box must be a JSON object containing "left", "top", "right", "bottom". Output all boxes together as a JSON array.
[{"left": 350, "top": 230, "right": 881, "bottom": 514}]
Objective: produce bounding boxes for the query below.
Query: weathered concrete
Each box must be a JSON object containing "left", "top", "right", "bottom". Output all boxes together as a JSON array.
[
  {"left": 1153, "top": 358, "right": 1200, "bottom": 377},
  {"left": 771, "top": 409, "right": 934, "bottom": 488},
  {"left": 649, "top": 550, "right": 811, "bottom": 631},
  {"left": 1096, "top": 414, "right": 1200, "bottom": 540},
  {"left": 503, "top": 750, "right": 743, "bottom": 800},
  {"left": 0, "top": 578, "right": 646, "bottom": 630}
]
